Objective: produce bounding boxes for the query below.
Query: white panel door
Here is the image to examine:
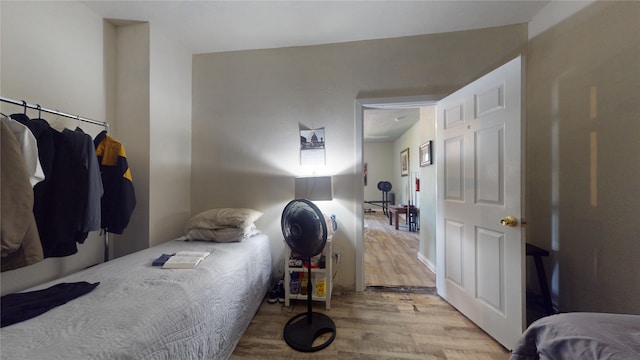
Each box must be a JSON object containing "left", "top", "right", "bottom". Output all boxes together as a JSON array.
[{"left": 436, "top": 56, "right": 524, "bottom": 349}]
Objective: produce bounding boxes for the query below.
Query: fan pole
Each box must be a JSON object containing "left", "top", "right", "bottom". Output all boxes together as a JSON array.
[{"left": 307, "top": 257, "right": 313, "bottom": 324}]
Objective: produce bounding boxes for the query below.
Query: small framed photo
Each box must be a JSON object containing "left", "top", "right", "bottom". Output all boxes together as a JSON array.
[
  {"left": 400, "top": 147, "right": 409, "bottom": 176},
  {"left": 419, "top": 141, "right": 432, "bottom": 167}
]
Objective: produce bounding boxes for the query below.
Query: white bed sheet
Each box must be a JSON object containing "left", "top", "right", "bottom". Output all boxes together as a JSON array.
[{"left": 0, "top": 234, "right": 271, "bottom": 360}]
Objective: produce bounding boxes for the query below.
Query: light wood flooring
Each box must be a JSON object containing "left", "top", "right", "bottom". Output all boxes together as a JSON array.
[
  {"left": 364, "top": 211, "right": 436, "bottom": 288},
  {"left": 230, "top": 211, "right": 510, "bottom": 359}
]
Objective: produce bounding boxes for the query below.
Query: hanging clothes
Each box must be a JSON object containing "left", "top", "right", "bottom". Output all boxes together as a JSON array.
[
  {"left": 94, "top": 131, "right": 136, "bottom": 234},
  {"left": 34, "top": 125, "right": 103, "bottom": 257},
  {"left": 1, "top": 100, "right": 109, "bottom": 267},
  {"left": 1, "top": 116, "right": 44, "bottom": 187},
  {"left": 72, "top": 127, "right": 104, "bottom": 243},
  {"left": 11, "top": 114, "right": 56, "bottom": 245},
  {"left": 40, "top": 128, "right": 103, "bottom": 257},
  {"left": 0, "top": 121, "right": 44, "bottom": 271}
]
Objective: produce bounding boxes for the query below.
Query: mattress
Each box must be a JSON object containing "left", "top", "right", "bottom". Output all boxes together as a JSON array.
[
  {"left": 0, "top": 234, "right": 272, "bottom": 360},
  {"left": 510, "top": 312, "right": 640, "bottom": 360}
]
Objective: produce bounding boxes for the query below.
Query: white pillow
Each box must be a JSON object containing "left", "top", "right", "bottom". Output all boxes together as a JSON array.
[
  {"left": 185, "top": 208, "right": 263, "bottom": 232},
  {"left": 178, "top": 224, "right": 261, "bottom": 243}
]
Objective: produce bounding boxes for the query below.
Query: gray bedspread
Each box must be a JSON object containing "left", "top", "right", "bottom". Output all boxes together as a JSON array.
[
  {"left": 0, "top": 234, "right": 271, "bottom": 360},
  {"left": 510, "top": 312, "right": 640, "bottom": 360}
]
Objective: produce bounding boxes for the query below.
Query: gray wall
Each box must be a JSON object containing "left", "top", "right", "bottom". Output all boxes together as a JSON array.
[
  {"left": 3, "top": 0, "right": 634, "bottom": 316},
  {"left": 192, "top": 25, "right": 527, "bottom": 289},
  {"left": 526, "top": 0, "right": 640, "bottom": 313}
]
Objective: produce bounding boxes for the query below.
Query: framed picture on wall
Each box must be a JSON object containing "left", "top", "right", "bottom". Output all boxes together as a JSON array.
[
  {"left": 364, "top": 162, "right": 368, "bottom": 186},
  {"left": 419, "top": 141, "right": 432, "bottom": 166},
  {"left": 300, "top": 127, "right": 326, "bottom": 166},
  {"left": 400, "top": 147, "right": 409, "bottom": 176}
]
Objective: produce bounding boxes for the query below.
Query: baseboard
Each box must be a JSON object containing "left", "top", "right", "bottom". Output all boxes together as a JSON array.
[{"left": 417, "top": 253, "right": 436, "bottom": 275}]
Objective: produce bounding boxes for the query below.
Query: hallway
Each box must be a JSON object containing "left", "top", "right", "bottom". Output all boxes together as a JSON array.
[{"left": 364, "top": 211, "right": 436, "bottom": 288}]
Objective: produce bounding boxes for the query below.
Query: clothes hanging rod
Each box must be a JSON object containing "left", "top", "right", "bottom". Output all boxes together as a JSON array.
[
  {"left": 0, "top": 96, "right": 109, "bottom": 131},
  {"left": 1, "top": 95, "right": 112, "bottom": 262}
]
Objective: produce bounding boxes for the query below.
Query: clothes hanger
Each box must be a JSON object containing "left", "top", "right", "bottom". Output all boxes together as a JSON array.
[
  {"left": 49, "top": 110, "right": 65, "bottom": 132},
  {"left": 74, "top": 115, "right": 86, "bottom": 133}
]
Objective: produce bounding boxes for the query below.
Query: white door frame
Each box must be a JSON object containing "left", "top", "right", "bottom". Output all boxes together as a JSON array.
[{"left": 355, "top": 95, "right": 443, "bottom": 291}]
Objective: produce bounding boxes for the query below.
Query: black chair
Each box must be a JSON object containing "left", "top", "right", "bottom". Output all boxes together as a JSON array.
[{"left": 407, "top": 206, "right": 419, "bottom": 232}]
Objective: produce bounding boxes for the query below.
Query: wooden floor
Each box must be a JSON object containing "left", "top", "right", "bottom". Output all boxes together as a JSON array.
[
  {"left": 231, "top": 211, "right": 510, "bottom": 359},
  {"left": 364, "top": 211, "right": 436, "bottom": 288},
  {"left": 231, "top": 290, "right": 509, "bottom": 359}
]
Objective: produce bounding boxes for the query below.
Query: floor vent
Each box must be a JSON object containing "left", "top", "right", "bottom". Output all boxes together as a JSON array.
[{"left": 366, "top": 286, "right": 437, "bottom": 294}]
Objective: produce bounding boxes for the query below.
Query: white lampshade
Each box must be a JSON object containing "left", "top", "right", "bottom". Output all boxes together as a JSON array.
[{"left": 295, "top": 176, "right": 333, "bottom": 201}]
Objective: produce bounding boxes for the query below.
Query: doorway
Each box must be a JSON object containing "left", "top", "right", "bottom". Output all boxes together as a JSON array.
[
  {"left": 356, "top": 57, "right": 525, "bottom": 349},
  {"left": 355, "top": 95, "right": 441, "bottom": 292},
  {"left": 363, "top": 210, "right": 435, "bottom": 289}
]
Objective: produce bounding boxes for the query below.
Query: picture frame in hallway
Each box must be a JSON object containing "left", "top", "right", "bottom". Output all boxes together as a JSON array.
[
  {"left": 400, "top": 148, "right": 409, "bottom": 176},
  {"left": 419, "top": 141, "right": 432, "bottom": 167}
]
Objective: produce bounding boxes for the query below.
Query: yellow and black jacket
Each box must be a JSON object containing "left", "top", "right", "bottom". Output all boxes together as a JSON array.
[{"left": 94, "top": 131, "right": 136, "bottom": 234}]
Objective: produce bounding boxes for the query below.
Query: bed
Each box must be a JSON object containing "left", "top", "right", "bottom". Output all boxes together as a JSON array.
[
  {"left": 0, "top": 233, "right": 272, "bottom": 360},
  {"left": 510, "top": 312, "right": 640, "bottom": 360}
]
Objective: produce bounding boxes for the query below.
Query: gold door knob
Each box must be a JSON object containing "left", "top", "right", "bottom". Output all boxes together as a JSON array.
[{"left": 500, "top": 216, "right": 518, "bottom": 227}]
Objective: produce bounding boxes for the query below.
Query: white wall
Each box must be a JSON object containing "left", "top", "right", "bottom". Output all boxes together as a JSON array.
[
  {"left": 108, "top": 21, "right": 193, "bottom": 257},
  {"left": 389, "top": 108, "right": 437, "bottom": 270},
  {"left": 363, "top": 142, "right": 393, "bottom": 210},
  {"left": 0, "top": 1, "right": 108, "bottom": 294},
  {"left": 393, "top": 121, "right": 422, "bottom": 207},
  {"left": 192, "top": 25, "right": 527, "bottom": 289},
  {"left": 149, "top": 24, "right": 192, "bottom": 247},
  {"left": 112, "top": 22, "right": 151, "bottom": 257},
  {"left": 417, "top": 107, "right": 437, "bottom": 268},
  {"left": 0, "top": 2, "right": 192, "bottom": 294}
]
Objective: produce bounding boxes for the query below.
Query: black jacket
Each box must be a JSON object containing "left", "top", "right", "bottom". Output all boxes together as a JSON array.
[{"left": 94, "top": 131, "right": 136, "bottom": 234}]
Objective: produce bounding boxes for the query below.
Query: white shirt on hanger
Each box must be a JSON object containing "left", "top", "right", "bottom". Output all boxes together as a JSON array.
[{"left": 1, "top": 116, "right": 45, "bottom": 187}]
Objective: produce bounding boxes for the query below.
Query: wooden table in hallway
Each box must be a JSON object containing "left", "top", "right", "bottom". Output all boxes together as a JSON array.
[{"left": 387, "top": 205, "right": 418, "bottom": 231}]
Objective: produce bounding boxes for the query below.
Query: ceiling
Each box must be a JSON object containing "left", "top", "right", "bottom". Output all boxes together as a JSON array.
[
  {"left": 364, "top": 108, "right": 422, "bottom": 143},
  {"left": 83, "top": 0, "right": 549, "bottom": 55},
  {"left": 82, "top": 0, "right": 549, "bottom": 142}
]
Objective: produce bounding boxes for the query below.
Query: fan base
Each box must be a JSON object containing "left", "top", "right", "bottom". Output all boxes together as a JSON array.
[{"left": 283, "top": 312, "right": 336, "bottom": 352}]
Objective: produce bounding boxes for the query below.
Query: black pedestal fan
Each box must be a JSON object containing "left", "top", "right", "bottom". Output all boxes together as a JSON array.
[{"left": 281, "top": 199, "right": 336, "bottom": 352}]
